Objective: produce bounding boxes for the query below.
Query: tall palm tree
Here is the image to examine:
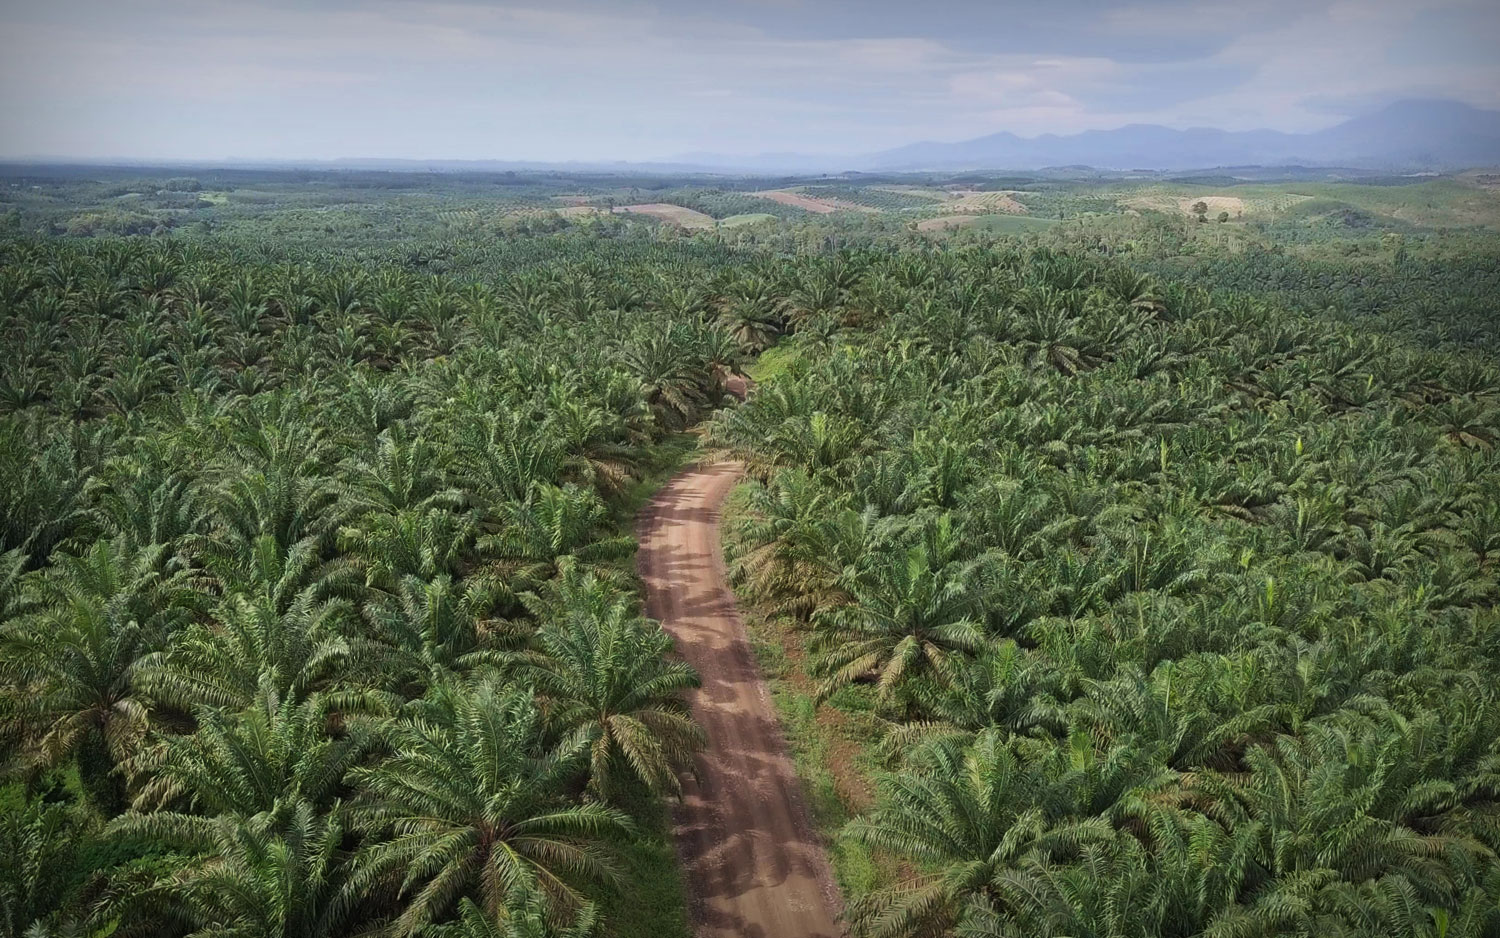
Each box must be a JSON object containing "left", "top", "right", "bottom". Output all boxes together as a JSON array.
[
  {"left": 426, "top": 894, "right": 600, "bottom": 938},
  {"left": 339, "top": 506, "right": 480, "bottom": 591},
  {"left": 1, "top": 540, "right": 197, "bottom": 811},
  {"left": 137, "top": 592, "right": 355, "bottom": 714},
  {"left": 119, "top": 689, "right": 369, "bottom": 826},
  {"left": 349, "top": 679, "right": 631, "bottom": 935},
  {"left": 0, "top": 798, "right": 85, "bottom": 938},
  {"left": 719, "top": 291, "right": 784, "bottom": 354},
  {"left": 480, "top": 484, "right": 634, "bottom": 590},
  {"left": 338, "top": 425, "right": 459, "bottom": 516},
  {"left": 354, "top": 574, "right": 512, "bottom": 697},
  {"left": 617, "top": 330, "right": 709, "bottom": 432},
  {"left": 727, "top": 471, "right": 857, "bottom": 619},
  {"left": 812, "top": 526, "right": 987, "bottom": 708},
  {"left": 844, "top": 730, "right": 1117, "bottom": 938},
  {"left": 109, "top": 800, "right": 356, "bottom": 938},
  {"left": 510, "top": 568, "right": 702, "bottom": 801}
]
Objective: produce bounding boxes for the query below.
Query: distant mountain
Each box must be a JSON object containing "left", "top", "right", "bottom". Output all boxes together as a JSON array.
[
  {"left": 860, "top": 100, "right": 1500, "bottom": 172},
  {"left": 671, "top": 100, "right": 1500, "bottom": 174}
]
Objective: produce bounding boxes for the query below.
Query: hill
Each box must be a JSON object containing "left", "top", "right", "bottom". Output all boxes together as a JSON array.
[{"left": 865, "top": 100, "right": 1500, "bottom": 172}]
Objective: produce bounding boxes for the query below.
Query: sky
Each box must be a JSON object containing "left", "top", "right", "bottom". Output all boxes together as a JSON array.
[{"left": 1, "top": 0, "right": 1497, "bottom": 162}]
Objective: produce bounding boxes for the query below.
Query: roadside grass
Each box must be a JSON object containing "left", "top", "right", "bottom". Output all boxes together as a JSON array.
[
  {"left": 596, "top": 782, "right": 692, "bottom": 938},
  {"left": 745, "top": 343, "right": 800, "bottom": 384}
]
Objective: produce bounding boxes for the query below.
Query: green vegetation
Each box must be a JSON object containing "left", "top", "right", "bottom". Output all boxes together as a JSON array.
[
  {"left": 800, "top": 186, "right": 939, "bottom": 211},
  {"left": 0, "top": 230, "right": 770, "bottom": 937},
  {"left": 963, "top": 213, "right": 1059, "bottom": 234},
  {"left": 711, "top": 248, "right": 1500, "bottom": 937},
  {"left": 4, "top": 163, "right": 1500, "bottom": 938},
  {"left": 716, "top": 212, "right": 779, "bottom": 229},
  {"left": 646, "top": 188, "right": 806, "bottom": 221}
]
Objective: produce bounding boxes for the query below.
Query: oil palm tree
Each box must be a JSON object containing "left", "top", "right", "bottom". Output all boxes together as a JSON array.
[
  {"left": 510, "top": 567, "right": 702, "bottom": 801},
  {"left": 350, "top": 679, "right": 631, "bottom": 935},
  {"left": 727, "top": 471, "right": 857, "bottom": 619},
  {"left": 108, "top": 800, "right": 356, "bottom": 938},
  {"left": 119, "top": 687, "right": 369, "bottom": 828},
  {"left": 618, "top": 333, "right": 706, "bottom": 432},
  {"left": 1, "top": 540, "right": 197, "bottom": 811},
  {"left": 844, "top": 730, "right": 1118, "bottom": 938},
  {"left": 480, "top": 484, "right": 634, "bottom": 590},
  {"left": 0, "top": 799, "right": 85, "bottom": 938},
  {"left": 138, "top": 591, "right": 355, "bottom": 714},
  {"left": 338, "top": 425, "right": 459, "bottom": 516},
  {"left": 354, "top": 574, "right": 512, "bottom": 697},
  {"left": 811, "top": 523, "right": 987, "bottom": 708},
  {"left": 425, "top": 893, "right": 599, "bottom": 938}
]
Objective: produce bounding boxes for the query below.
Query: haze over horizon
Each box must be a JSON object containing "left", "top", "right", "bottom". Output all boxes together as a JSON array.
[{"left": 2, "top": 0, "right": 1498, "bottom": 163}]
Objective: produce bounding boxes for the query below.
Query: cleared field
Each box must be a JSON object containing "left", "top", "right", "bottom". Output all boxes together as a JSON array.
[
  {"left": 917, "top": 214, "right": 1058, "bottom": 233},
  {"left": 1119, "top": 188, "right": 1311, "bottom": 217},
  {"left": 751, "top": 189, "right": 876, "bottom": 214},
  {"left": 1179, "top": 196, "right": 1246, "bottom": 216},
  {"left": 945, "top": 190, "right": 1028, "bottom": 214},
  {"left": 718, "top": 212, "right": 779, "bottom": 229},
  {"left": 612, "top": 203, "right": 716, "bottom": 229}
]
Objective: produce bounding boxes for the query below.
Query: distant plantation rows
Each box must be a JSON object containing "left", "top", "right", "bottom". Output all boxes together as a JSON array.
[{"left": 636, "top": 188, "right": 809, "bottom": 221}]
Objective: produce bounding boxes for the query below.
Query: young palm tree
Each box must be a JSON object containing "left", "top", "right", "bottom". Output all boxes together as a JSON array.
[
  {"left": 812, "top": 527, "right": 987, "bottom": 708},
  {"left": 510, "top": 567, "right": 702, "bottom": 801},
  {"left": 109, "top": 800, "right": 356, "bottom": 938},
  {"left": 844, "top": 730, "right": 1117, "bottom": 938},
  {"left": 425, "top": 893, "right": 600, "bottom": 938},
  {"left": 349, "top": 679, "right": 631, "bottom": 935},
  {"left": 480, "top": 484, "right": 634, "bottom": 590},
  {"left": 1, "top": 540, "right": 197, "bottom": 811}
]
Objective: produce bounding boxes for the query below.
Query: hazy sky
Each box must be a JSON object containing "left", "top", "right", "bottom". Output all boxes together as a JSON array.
[{"left": 1, "top": 0, "right": 1497, "bottom": 161}]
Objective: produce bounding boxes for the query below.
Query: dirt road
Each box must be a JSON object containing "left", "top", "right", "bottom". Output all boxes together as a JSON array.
[{"left": 637, "top": 461, "right": 846, "bottom": 938}]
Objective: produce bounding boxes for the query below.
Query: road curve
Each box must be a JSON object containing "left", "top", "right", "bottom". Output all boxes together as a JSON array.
[{"left": 637, "top": 461, "right": 846, "bottom": 938}]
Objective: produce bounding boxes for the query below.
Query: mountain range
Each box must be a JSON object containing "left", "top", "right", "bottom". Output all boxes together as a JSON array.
[
  {"left": 18, "top": 99, "right": 1496, "bottom": 177},
  {"left": 679, "top": 100, "right": 1500, "bottom": 174}
]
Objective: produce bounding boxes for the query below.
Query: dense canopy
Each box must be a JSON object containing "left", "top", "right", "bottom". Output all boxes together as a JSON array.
[{"left": 3, "top": 166, "right": 1500, "bottom": 938}]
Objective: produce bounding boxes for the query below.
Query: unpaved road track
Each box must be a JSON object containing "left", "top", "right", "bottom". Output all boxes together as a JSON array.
[{"left": 638, "top": 461, "right": 846, "bottom": 938}]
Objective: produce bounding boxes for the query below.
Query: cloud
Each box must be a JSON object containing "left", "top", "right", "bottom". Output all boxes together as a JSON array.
[{"left": 0, "top": 0, "right": 1496, "bottom": 160}]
